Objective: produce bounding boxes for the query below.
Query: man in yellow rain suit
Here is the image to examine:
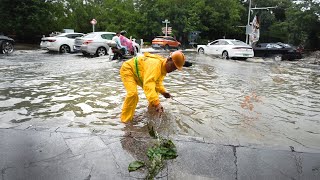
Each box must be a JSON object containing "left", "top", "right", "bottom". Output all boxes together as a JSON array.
[{"left": 120, "top": 51, "right": 186, "bottom": 123}]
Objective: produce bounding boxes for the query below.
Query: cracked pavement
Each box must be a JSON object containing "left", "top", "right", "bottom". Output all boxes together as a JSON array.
[{"left": 1, "top": 126, "right": 320, "bottom": 180}]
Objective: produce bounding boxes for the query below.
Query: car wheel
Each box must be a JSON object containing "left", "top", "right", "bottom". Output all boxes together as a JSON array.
[
  {"left": 222, "top": 51, "right": 229, "bottom": 59},
  {"left": 60, "top": 45, "right": 70, "bottom": 53},
  {"left": 1, "top": 41, "right": 14, "bottom": 54},
  {"left": 164, "top": 45, "right": 170, "bottom": 50},
  {"left": 273, "top": 54, "right": 283, "bottom": 61},
  {"left": 96, "top": 47, "right": 107, "bottom": 57},
  {"left": 82, "top": 51, "right": 89, "bottom": 56},
  {"left": 198, "top": 48, "right": 204, "bottom": 54}
]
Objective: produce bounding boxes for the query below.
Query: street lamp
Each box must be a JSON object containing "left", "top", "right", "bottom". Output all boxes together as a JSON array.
[
  {"left": 245, "top": 0, "right": 277, "bottom": 44},
  {"left": 162, "top": 19, "right": 170, "bottom": 36}
]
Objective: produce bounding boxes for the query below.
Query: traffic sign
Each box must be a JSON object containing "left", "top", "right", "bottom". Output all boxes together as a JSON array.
[
  {"left": 162, "top": 27, "right": 172, "bottom": 35},
  {"left": 90, "top": 19, "right": 97, "bottom": 25},
  {"left": 162, "top": 19, "right": 170, "bottom": 24},
  {"left": 167, "top": 27, "right": 172, "bottom": 34}
]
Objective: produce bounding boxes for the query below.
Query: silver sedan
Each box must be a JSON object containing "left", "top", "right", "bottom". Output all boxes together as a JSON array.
[{"left": 74, "top": 32, "right": 117, "bottom": 57}]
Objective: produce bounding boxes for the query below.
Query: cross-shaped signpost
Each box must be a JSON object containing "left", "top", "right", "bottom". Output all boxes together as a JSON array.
[{"left": 162, "top": 19, "right": 170, "bottom": 36}]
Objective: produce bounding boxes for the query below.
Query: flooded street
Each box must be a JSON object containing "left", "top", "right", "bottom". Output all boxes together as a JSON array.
[{"left": 1, "top": 50, "right": 319, "bottom": 152}]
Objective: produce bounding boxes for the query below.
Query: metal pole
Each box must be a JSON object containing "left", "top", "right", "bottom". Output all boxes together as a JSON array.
[
  {"left": 93, "top": 24, "right": 95, "bottom": 32},
  {"left": 165, "top": 22, "right": 168, "bottom": 36},
  {"left": 162, "top": 19, "right": 170, "bottom": 36},
  {"left": 246, "top": 0, "right": 252, "bottom": 44}
]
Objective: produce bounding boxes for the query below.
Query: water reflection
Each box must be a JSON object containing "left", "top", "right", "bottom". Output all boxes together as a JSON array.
[{"left": 0, "top": 50, "right": 319, "bottom": 151}]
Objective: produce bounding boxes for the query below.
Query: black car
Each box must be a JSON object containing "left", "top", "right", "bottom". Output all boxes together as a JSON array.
[
  {"left": 253, "top": 42, "right": 302, "bottom": 60},
  {"left": 0, "top": 35, "right": 15, "bottom": 54}
]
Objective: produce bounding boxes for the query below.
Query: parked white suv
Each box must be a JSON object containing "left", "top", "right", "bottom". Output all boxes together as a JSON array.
[
  {"left": 74, "top": 32, "right": 117, "bottom": 57},
  {"left": 40, "top": 33, "right": 84, "bottom": 53}
]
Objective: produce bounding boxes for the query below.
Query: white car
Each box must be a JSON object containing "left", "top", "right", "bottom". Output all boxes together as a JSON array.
[
  {"left": 74, "top": 32, "right": 117, "bottom": 57},
  {"left": 40, "top": 33, "right": 84, "bottom": 53},
  {"left": 197, "top": 39, "right": 254, "bottom": 60},
  {"left": 74, "top": 32, "right": 140, "bottom": 57}
]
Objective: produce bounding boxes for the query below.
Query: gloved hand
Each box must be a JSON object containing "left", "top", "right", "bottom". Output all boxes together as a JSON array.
[
  {"left": 155, "top": 103, "right": 164, "bottom": 114},
  {"left": 161, "top": 92, "right": 171, "bottom": 99}
]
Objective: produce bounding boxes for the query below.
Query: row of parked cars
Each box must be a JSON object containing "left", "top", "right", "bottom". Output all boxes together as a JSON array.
[
  {"left": 196, "top": 39, "right": 303, "bottom": 61},
  {"left": 1, "top": 33, "right": 303, "bottom": 61},
  {"left": 40, "top": 31, "right": 141, "bottom": 57},
  {"left": 150, "top": 36, "right": 303, "bottom": 61}
]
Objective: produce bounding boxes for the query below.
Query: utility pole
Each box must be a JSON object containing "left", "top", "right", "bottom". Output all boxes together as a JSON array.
[
  {"left": 162, "top": 19, "right": 170, "bottom": 36},
  {"left": 246, "top": 0, "right": 277, "bottom": 44},
  {"left": 245, "top": 0, "right": 252, "bottom": 44}
]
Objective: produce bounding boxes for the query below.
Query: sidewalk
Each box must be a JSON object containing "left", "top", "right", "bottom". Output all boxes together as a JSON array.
[{"left": 1, "top": 126, "right": 319, "bottom": 180}]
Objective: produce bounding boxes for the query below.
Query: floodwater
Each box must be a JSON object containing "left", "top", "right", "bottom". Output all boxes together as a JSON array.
[{"left": 0, "top": 49, "right": 319, "bottom": 152}]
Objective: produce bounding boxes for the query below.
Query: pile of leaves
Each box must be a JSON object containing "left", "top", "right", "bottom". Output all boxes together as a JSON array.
[{"left": 128, "top": 126, "right": 178, "bottom": 179}]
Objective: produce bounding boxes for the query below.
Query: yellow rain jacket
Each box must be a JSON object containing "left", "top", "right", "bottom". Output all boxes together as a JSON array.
[{"left": 120, "top": 52, "right": 167, "bottom": 122}]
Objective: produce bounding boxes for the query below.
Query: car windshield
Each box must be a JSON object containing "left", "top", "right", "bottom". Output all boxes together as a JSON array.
[{"left": 231, "top": 40, "right": 247, "bottom": 46}]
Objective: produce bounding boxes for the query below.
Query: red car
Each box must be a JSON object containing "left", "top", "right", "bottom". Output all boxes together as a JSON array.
[{"left": 151, "top": 36, "right": 181, "bottom": 50}]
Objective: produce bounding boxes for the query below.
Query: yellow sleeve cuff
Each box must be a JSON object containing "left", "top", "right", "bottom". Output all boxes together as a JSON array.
[{"left": 152, "top": 99, "right": 160, "bottom": 106}]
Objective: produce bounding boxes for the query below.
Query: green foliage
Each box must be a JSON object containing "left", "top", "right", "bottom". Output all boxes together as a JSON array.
[
  {"left": 284, "top": 0, "right": 320, "bottom": 48},
  {"left": 128, "top": 161, "right": 145, "bottom": 172},
  {"left": 129, "top": 126, "right": 178, "bottom": 179}
]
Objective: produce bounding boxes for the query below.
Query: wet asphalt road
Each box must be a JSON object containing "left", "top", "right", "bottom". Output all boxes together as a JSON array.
[{"left": 0, "top": 49, "right": 319, "bottom": 153}]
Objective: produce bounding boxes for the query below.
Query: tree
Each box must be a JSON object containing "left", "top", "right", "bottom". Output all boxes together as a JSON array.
[
  {"left": 285, "top": 0, "right": 320, "bottom": 48},
  {"left": 0, "top": 0, "right": 67, "bottom": 41}
]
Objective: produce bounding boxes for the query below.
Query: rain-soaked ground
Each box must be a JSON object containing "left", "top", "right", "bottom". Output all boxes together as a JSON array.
[{"left": 0, "top": 49, "right": 319, "bottom": 153}]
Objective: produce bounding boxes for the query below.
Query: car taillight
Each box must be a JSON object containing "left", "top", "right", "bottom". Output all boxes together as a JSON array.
[
  {"left": 48, "top": 39, "right": 56, "bottom": 42},
  {"left": 83, "top": 40, "right": 93, "bottom": 45},
  {"left": 233, "top": 47, "right": 252, "bottom": 49}
]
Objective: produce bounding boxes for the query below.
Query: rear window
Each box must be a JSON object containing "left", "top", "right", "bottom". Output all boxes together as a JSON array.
[
  {"left": 57, "top": 34, "right": 66, "bottom": 37},
  {"left": 266, "top": 44, "right": 282, "bottom": 48},
  {"left": 84, "top": 33, "right": 97, "bottom": 38},
  {"left": 66, "top": 34, "right": 83, "bottom": 39},
  {"left": 154, "top": 37, "right": 164, "bottom": 40},
  {"left": 218, "top": 40, "right": 229, "bottom": 45},
  {"left": 101, "top": 33, "right": 115, "bottom": 40},
  {"left": 231, "top": 40, "right": 247, "bottom": 46},
  {"left": 278, "top": 43, "right": 291, "bottom": 48},
  {"left": 165, "top": 37, "right": 176, "bottom": 41}
]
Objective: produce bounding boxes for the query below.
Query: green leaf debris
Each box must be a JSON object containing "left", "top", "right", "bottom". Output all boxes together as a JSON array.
[{"left": 128, "top": 126, "right": 178, "bottom": 180}]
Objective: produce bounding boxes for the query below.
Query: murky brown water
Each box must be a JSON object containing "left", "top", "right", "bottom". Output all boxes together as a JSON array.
[{"left": 0, "top": 50, "right": 319, "bottom": 152}]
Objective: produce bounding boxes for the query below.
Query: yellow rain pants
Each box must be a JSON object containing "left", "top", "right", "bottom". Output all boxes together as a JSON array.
[{"left": 120, "top": 52, "right": 167, "bottom": 123}]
